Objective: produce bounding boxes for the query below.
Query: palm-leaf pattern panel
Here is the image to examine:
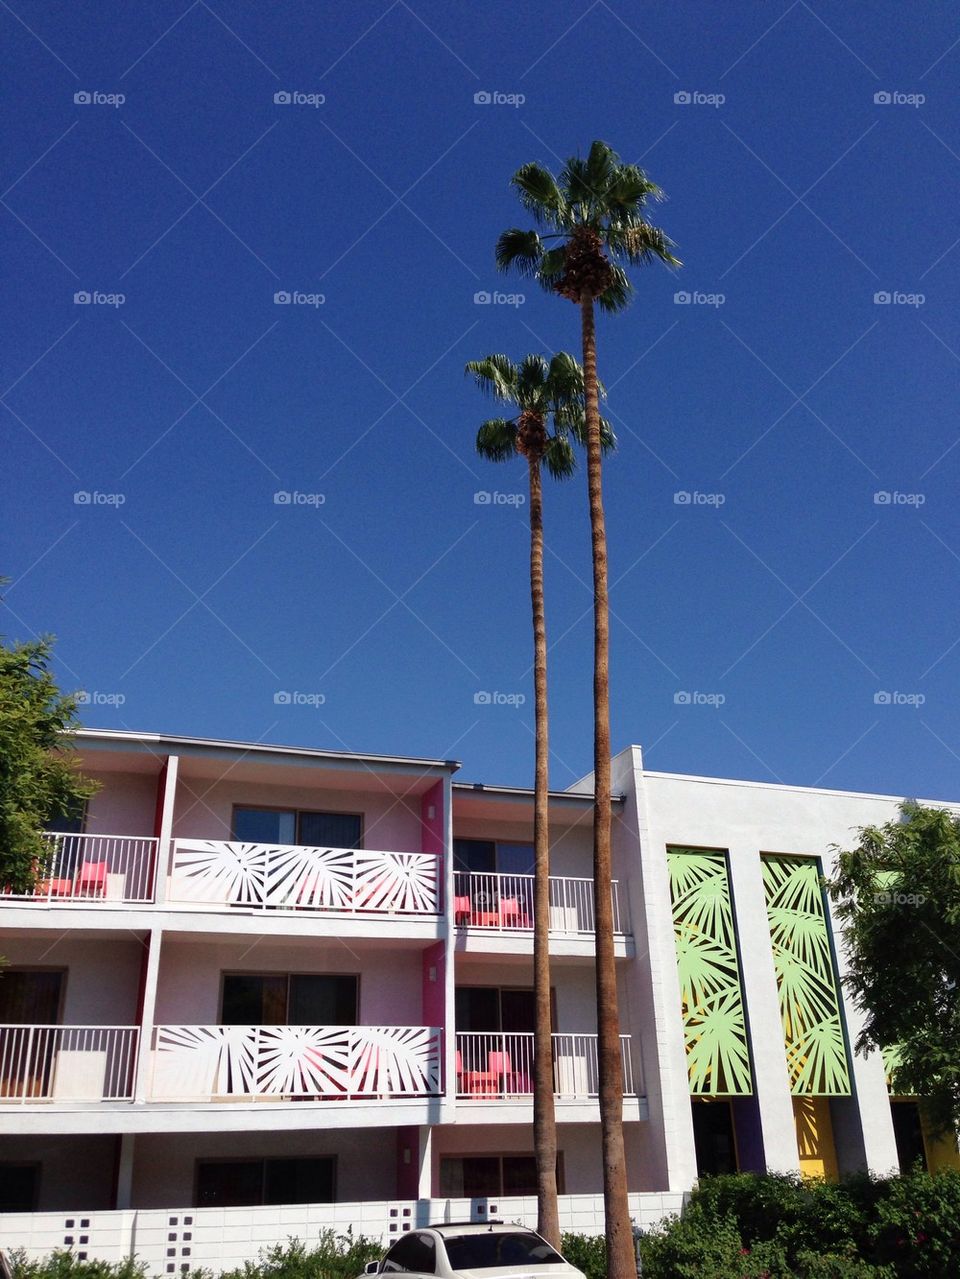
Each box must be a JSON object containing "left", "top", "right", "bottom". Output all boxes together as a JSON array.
[
  {"left": 668, "top": 850, "right": 753, "bottom": 1096},
  {"left": 762, "top": 855, "right": 851, "bottom": 1095}
]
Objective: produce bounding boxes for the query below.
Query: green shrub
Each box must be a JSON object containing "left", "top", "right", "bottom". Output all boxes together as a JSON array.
[
  {"left": 559, "top": 1233, "right": 606, "bottom": 1279},
  {"left": 217, "top": 1234, "right": 382, "bottom": 1279},
  {"left": 8, "top": 1251, "right": 150, "bottom": 1279}
]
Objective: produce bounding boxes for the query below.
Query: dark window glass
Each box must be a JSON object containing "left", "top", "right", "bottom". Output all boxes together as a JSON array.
[
  {"left": 453, "top": 840, "right": 496, "bottom": 874},
  {"left": 298, "top": 812, "right": 362, "bottom": 849},
  {"left": 500, "top": 990, "right": 535, "bottom": 1033},
  {"left": 497, "top": 843, "right": 534, "bottom": 876},
  {"left": 691, "top": 1100, "right": 738, "bottom": 1176},
  {"left": 502, "top": 1155, "right": 537, "bottom": 1195},
  {"left": 288, "top": 975, "right": 357, "bottom": 1025},
  {"left": 265, "top": 1157, "right": 335, "bottom": 1205},
  {"left": 0, "top": 971, "right": 63, "bottom": 1023},
  {"left": 44, "top": 800, "right": 86, "bottom": 835},
  {"left": 221, "top": 975, "right": 287, "bottom": 1026},
  {"left": 891, "top": 1101, "right": 928, "bottom": 1173},
  {"left": 455, "top": 987, "right": 500, "bottom": 1033},
  {"left": 460, "top": 1157, "right": 501, "bottom": 1197},
  {"left": 443, "top": 1233, "right": 563, "bottom": 1270},
  {"left": 233, "top": 808, "right": 296, "bottom": 844},
  {"left": 0, "top": 1163, "right": 39, "bottom": 1212},
  {"left": 196, "top": 1160, "right": 263, "bottom": 1208},
  {"left": 382, "top": 1233, "right": 436, "bottom": 1273}
]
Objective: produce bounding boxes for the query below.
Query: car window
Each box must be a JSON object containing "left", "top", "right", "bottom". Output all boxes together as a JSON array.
[
  {"left": 381, "top": 1233, "right": 436, "bottom": 1274},
  {"left": 443, "top": 1233, "right": 563, "bottom": 1270}
]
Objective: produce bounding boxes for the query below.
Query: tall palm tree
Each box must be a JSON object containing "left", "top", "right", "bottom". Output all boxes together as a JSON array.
[
  {"left": 495, "top": 141, "right": 679, "bottom": 1278},
  {"left": 467, "top": 351, "right": 611, "bottom": 1247}
]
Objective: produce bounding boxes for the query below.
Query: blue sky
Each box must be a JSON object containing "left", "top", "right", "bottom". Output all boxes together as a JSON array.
[{"left": 4, "top": 0, "right": 960, "bottom": 799}]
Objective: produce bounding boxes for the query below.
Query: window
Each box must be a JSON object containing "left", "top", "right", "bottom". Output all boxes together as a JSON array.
[
  {"left": 195, "top": 1157, "right": 334, "bottom": 1207},
  {"left": 453, "top": 840, "right": 535, "bottom": 918},
  {"left": 438, "top": 1155, "right": 563, "bottom": 1198},
  {"left": 456, "top": 986, "right": 552, "bottom": 1033},
  {"left": 443, "top": 1232, "right": 564, "bottom": 1270},
  {"left": 381, "top": 1232, "right": 436, "bottom": 1274},
  {"left": 44, "top": 799, "right": 86, "bottom": 835},
  {"left": 233, "top": 808, "right": 362, "bottom": 849},
  {"left": 221, "top": 974, "right": 358, "bottom": 1026},
  {"left": 0, "top": 971, "right": 64, "bottom": 1100},
  {"left": 691, "top": 1100, "right": 738, "bottom": 1175},
  {"left": 891, "top": 1100, "right": 928, "bottom": 1173},
  {"left": 0, "top": 1163, "right": 39, "bottom": 1212}
]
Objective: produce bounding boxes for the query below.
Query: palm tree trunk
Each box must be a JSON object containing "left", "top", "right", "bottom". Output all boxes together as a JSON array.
[
  {"left": 581, "top": 297, "right": 634, "bottom": 1279},
  {"left": 528, "top": 455, "right": 560, "bottom": 1247}
]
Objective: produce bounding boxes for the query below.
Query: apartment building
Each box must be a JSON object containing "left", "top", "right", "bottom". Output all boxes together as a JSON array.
[{"left": 1, "top": 729, "right": 956, "bottom": 1271}]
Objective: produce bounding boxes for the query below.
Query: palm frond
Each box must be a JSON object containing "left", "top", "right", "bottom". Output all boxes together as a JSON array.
[
  {"left": 475, "top": 417, "right": 518, "bottom": 463},
  {"left": 495, "top": 228, "right": 544, "bottom": 276},
  {"left": 584, "top": 139, "right": 618, "bottom": 194},
  {"left": 511, "top": 162, "right": 568, "bottom": 228},
  {"left": 605, "top": 163, "right": 662, "bottom": 211},
  {"left": 596, "top": 262, "right": 633, "bottom": 313},
  {"left": 546, "top": 350, "right": 585, "bottom": 400},
  {"left": 465, "top": 355, "right": 519, "bottom": 402},
  {"left": 517, "top": 353, "right": 550, "bottom": 403},
  {"left": 542, "top": 436, "right": 577, "bottom": 480},
  {"left": 608, "top": 220, "right": 681, "bottom": 268}
]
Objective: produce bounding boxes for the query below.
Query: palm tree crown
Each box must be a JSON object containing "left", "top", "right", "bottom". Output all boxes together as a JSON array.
[
  {"left": 495, "top": 139, "right": 680, "bottom": 311},
  {"left": 466, "top": 351, "right": 612, "bottom": 472}
]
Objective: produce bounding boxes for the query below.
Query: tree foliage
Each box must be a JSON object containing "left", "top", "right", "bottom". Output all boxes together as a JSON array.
[
  {"left": 827, "top": 801, "right": 960, "bottom": 1135},
  {"left": 0, "top": 633, "right": 96, "bottom": 893}
]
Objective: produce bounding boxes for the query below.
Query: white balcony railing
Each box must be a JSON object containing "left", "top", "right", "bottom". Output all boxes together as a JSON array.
[
  {"left": 453, "top": 872, "right": 629, "bottom": 935},
  {"left": 0, "top": 833, "right": 159, "bottom": 904},
  {"left": 168, "top": 840, "right": 442, "bottom": 914},
  {"left": 150, "top": 1024, "right": 442, "bottom": 1100},
  {"left": 455, "top": 1031, "right": 638, "bottom": 1098},
  {"left": 0, "top": 1025, "right": 139, "bottom": 1102}
]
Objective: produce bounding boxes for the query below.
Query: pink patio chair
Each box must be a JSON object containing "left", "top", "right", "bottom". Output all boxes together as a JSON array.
[{"left": 74, "top": 861, "right": 108, "bottom": 897}]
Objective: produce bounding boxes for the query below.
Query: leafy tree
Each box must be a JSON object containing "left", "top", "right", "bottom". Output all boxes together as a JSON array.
[
  {"left": 495, "top": 140, "right": 679, "bottom": 1277},
  {"left": 0, "top": 633, "right": 96, "bottom": 893},
  {"left": 828, "top": 801, "right": 960, "bottom": 1137},
  {"left": 467, "top": 350, "right": 612, "bottom": 1245}
]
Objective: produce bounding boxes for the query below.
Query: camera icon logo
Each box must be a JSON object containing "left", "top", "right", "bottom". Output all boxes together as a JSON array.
[
  {"left": 673, "top": 290, "right": 691, "bottom": 304},
  {"left": 674, "top": 91, "right": 691, "bottom": 104},
  {"left": 473, "top": 291, "right": 491, "bottom": 304},
  {"left": 873, "top": 491, "right": 892, "bottom": 505},
  {"left": 74, "top": 91, "right": 91, "bottom": 104},
  {"left": 673, "top": 491, "right": 691, "bottom": 505},
  {"left": 75, "top": 690, "right": 91, "bottom": 704},
  {"left": 873, "top": 291, "right": 891, "bottom": 305},
  {"left": 274, "top": 291, "right": 291, "bottom": 304},
  {"left": 474, "top": 91, "right": 492, "bottom": 105},
  {"left": 274, "top": 691, "right": 292, "bottom": 704},
  {"left": 874, "top": 691, "right": 892, "bottom": 704},
  {"left": 874, "top": 91, "right": 891, "bottom": 105},
  {"left": 73, "top": 491, "right": 91, "bottom": 504},
  {"left": 74, "top": 291, "right": 91, "bottom": 304},
  {"left": 274, "top": 91, "right": 292, "bottom": 104},
  {"left": 674, "top": 691, "right": 692, "bottom": 705},
  {"left": 474, "top": 491, "right": 492, "bottom": 505},
  {"left": 274, "top": 491, "right": 292, "bottom": 504},
  {"left": 473, "top": 691, "right": 492, "bottom": 705}
]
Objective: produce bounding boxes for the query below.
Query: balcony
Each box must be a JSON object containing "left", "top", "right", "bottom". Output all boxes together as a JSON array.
[
  {"left": 0, "top": 833, "right": 159, "bottom": 904},
  {"left": 0, "top": 1025, "right": 139, "bottom": 1102},
  {"left": 149, "top": 1024, "right": 442, "bottom": 1101},
  {"left": 167, "top": 839, "right": 442, "bottom": 914},
  {"left": 455, "top": 1031, "right": 638, "bottom": 1099},
  {"left": 453, "top": 872, "right": 629, "bottom": 936}
]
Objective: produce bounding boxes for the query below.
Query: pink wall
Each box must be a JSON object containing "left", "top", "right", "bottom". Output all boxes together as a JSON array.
[
  {"left": 84, "top": 772, "right": 159, "bottom": 836},
  {"left": 452, "top": 815, "right": 594, "bottom": 878},
  {"left": 172, "top": 779, "right": 423, "bottom": 853},
  {"left": 155, "top": 940, "right": 425, "bottom": 1026},
  {"left": 395, "top": 1126, "right": 420, "bottom": 1199},
  {"left": 420, "top": 782, "right": 444, "bottom": 855}
]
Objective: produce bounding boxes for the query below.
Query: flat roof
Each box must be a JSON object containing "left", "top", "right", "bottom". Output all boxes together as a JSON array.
[
  {"left": 73, "top": 728, "right": 461, "bottom": 773},
  {"left": 452, "top": 781, "right": 624, "bottom": 805}
]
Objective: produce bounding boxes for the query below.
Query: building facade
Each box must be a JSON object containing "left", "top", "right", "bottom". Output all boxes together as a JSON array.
[{"left": 1, "top": 730, "right": 956, "bottom": 1270}]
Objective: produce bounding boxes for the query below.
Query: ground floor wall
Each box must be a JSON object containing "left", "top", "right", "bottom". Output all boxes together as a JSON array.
[{"left": 1, "top": 1134, "right": 118, "bottom": 1211}]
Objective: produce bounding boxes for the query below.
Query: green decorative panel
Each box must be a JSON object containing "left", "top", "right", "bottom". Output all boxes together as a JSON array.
[
  {"left": 761, "top": 855, "right": 851, "bottom": 1096},
  {"left": 668, "top": 849, "right": 753, "bottom": 1096}
]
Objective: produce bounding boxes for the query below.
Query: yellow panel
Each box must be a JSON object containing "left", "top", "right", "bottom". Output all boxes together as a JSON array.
[
  {"left": 793, "top": 1095, "right": 839, "bottom": 1181},
  {"left": 924, "top": 1125, "right": 960, "bottom": 1172}
]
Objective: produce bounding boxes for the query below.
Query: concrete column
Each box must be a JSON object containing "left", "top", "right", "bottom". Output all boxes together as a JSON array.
[
  {"left": 115, "top": 1133, "right": 136, "bottom": 1208},
  {"left": 615, "top": 747, "right": 698, "bottom": 1193},
  {"left": 154, "top": 754, "right": 179, "bottom": 905},
  {"left": 134, "top": 927, "right": 163, "bottom": 1103},
  {"left": 417, "top": 1124, "right": 433, "bottom": 1198},
  {"left": 726, "top": 845, "right": 800, "bottom": 1174}
]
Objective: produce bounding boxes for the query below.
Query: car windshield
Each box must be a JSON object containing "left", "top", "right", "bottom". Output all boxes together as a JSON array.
[{"left": 443, "top": 1233, "right": 564, "bottom": 1270}]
